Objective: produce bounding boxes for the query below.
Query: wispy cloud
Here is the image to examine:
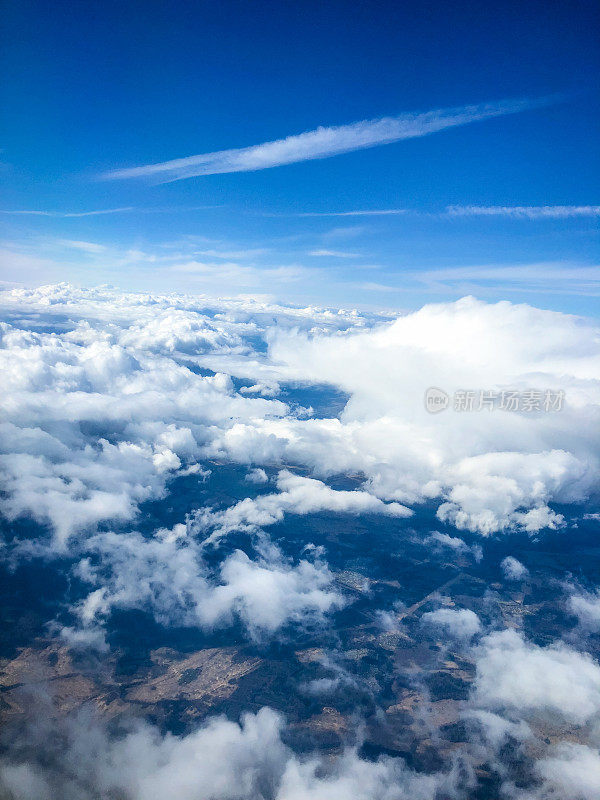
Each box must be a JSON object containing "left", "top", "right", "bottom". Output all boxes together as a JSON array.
[
  {"left": 102, "top": 96, "right": 555, "bottom": 183},
  {"left": 296, "top": 209, "right": 407, "bottom": 217},
  {"left": 0, "top": 205, "right": 218, "bottom": 218},
  {"left": 0, "top": 207, "right": 136, "bottom": 218},
  {"left": 445, "top": 205, "right": 600, "bottom": 219},
  {"left": 308, "top": 249, "right": 359, "bottom": 257},
  {"left": 412, "top": 262, "right": 600, "bottom": 297},
  {"left": 355, "top": 262, "right": 600, "bottom": 297},
  {"left": 290, "top": 203, "right": 600, "bottom": 220},
  {"left": 53, "top": 239, "right": 108, "bottom": 253}
]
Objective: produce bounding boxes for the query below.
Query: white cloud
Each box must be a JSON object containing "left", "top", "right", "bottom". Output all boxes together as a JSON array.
[
  {"left": 0, "top": 206, "right": 215, "bottom": 218},
  {"left": 411, "top": 262, "right": 600, "bottom": 297},
  {"left": 464, "top": 710, "right": 531, "bottom": 750},
  {"left": 0, "top": 707, "right": 288, "bottom": 800},
  {"left": 295, "top": 209, "right": 408, "bottom": 217},
  {"left": 0, "top": 276, "right": 598, "bottom": 796},
  {"left": 534, "top": 743, "right": 600, "bottom": 800},
  {"left": 473, "top": 629, "right": 600, "bottom": 724},
  {"left": 194, "top": 470, "right": 411, "bottom": 545},
  {"left": 1, "top": 284, "right": 598, "bottom": 554},
  {"left": 102, "top": 97, "right": 550, "bottom": 182},
  {"left": 67, "top": 524, "right": 343, "bottom": 640},
  {"left": 446, "top": 205, "right": 600, "bottom": 219},
  {"left": 308, "top": 249, "right": 358, "bottom": 258},
  {"left": 245, "top": 467, "right": 269, "bottom": 484},
  {"left": 275, "top": 748, "right": 456, "bottom": 800},
  {"left": 0, "top": 207, "right": 136, "bottom": 217},
  {"left": 568, "top": 590, "right": 600, "bottom": 631},
  {"left": 421, "top": 607, "right": 482, "bottom": 640},
  {"left": 0, "top": 704, "right": 461, "bottom": 800},
  {"left": 425, "top": 532, "right": 483, "bottom": 562},
  {"left": 0, "top": 291, "right": 299, "bottom": 546},
  {"left": 501, "top": 556, "right": 529, "bottom": 581},
  {"left": 266, "top": 295, "right": 600, "bottom": 534}
]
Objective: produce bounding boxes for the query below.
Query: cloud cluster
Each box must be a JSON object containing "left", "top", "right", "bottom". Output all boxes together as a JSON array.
[
  {"left": 5, "top": 633, "right": 600, "bottom": 800},
  {"left": 459, "top": 629, "right": 600, "bottom": 799},
  {"left": 194, "top": 470, "right": 411, "bottom": 545},
  {"left": 421, "top": 607, "right": 482, "bottom": 641},
  {"left": 501, "top": 556, "right": 529, "bottom": 581},
  {"left": 67, "top": 524, "right": 343, "bottom": 644},
  {"left": 266, "top": 295, "right": 600, "bottom": 534},
  {"left": 473, "top": 629, "right": 600, "bottom": 724},
  {"left": 1, "top": 283, "right": 599, "bottom": 647},
  {"left": 1, "top": 285, "right": 598, "bottom": 546},
  {"left": 0, "top": 704, "right": 461, "bottom": 800},
  {"left": 0, "top": 284, "right": 363, "bottom": 547}
]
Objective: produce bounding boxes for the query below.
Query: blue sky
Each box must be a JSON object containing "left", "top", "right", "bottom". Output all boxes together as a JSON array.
[{"left": 1, "top": 0, "right": 599, "bottom": 313}]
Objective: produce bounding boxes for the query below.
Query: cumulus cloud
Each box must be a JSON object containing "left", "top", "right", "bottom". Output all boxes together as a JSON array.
[
  {"left": 0, "top": 704, "right": 461, "bottom": 800},
  {"left": 425, "top": 532, "right": 483, "bottom": 562},
  {"left": 533, "top": 743, "right": 600, "bottom": 800},
  {"left": 421, "top": 607, "right": 482, "bottom": 641},
  {"left": 194, "top": 470, "right": 411, "bottom": 544},
  {"left": 245, "top": 467, "right": 269, "bottom": 483},
  {"left": 473, "top": 629, "right": 600, "bottom": 724},
  {"left": 65, "top": 523, "right": 343, "bottom": 642},
  {"left": 0, "top": 285, "right": 343, "bottom": 547},
  {"left": 268, "top": 295, "right": 600, "bottom": 534},
  {"left": 0, "top": 310, "right": 271, "bottom": 546},
  {"left": 501, "top": 556, "right": 529, "bottom": 581},
  {"left": 567, "top": 590, "right": 600, "bottom": 631},
  {"left": 0, "top": 706, "right": 287, "bottom": 800},
  {"left": 0, "top": 286, "right": 598, "bottom": 578}
]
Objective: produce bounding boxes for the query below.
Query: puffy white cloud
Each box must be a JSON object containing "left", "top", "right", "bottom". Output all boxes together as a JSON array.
[
  {"left": 534, "top": 743, "right": 600, "bottom": 800},
  {"left": 66, "top": 524, "right": 343, "bottom": 640},
  {"left": 0, "top": 284, "right": 375, "bottom": 547},
  {"left": 501, "top": 556, "right": 529, "bottom": 581},
  {"left": 276, "top": 749, "right": 454, "bottom": 800},
  {"left": 195, "top": 470, "right": 411, "bottom": 544},
  {"left": 268, "top": 295, "right": 600, "bottom": 534},
  {"left": 425, "top": 531, "right": 483, "bottom": 562},
  {"left": 0, "top": 704, "right": 461, "bottom": 800},
  {"left": 0, "top": 707, "right": 287, "bottom": 800},
  {"left": 567, "top": 590, "right": 600, "bottom": 631},
  {"left": 473, "top": 630, "right": 600, "bottom": 724},
  {"left": 0, "top": 306, "right": 294, "bottom": 546},
  {"left": 421, "top": 607, "right": 482, "bottom": 641},
  {"left": 463, "top": 710, "right": 531, "bottom": 750},
  {"left": 245, "top": 467, "right": 269, "bottom": 484},
  {"left": 1, "top": 285, "right": 598, "bottom": 544}
]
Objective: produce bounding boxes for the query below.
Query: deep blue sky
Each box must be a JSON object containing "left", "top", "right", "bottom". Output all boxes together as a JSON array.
[{"left": 1, "top": 0, "right": 599, "bottom": 312}]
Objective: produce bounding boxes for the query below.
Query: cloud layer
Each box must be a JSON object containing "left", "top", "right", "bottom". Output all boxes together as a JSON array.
[
  {"left": 1, "top": 284, "right": 598, "bottom": 550},
  {"left": 0, "top": 704, "right": 463, "bottom": 800},
  {"left": 1, "top": 283, "right": 600, "bottom": 799}
]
